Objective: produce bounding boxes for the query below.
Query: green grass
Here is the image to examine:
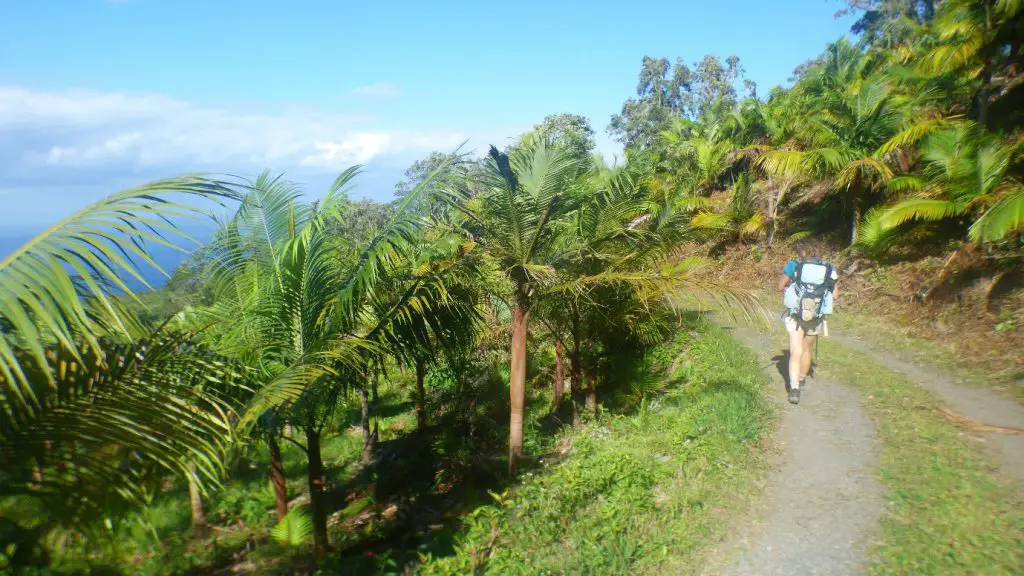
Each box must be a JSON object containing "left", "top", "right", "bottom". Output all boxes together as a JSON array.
[
  {"left": 418, "top": 322, "right": 774, "bottom": 575},
  {"left": 817, "top": 338, "right": 1024, "bottom": 575}
]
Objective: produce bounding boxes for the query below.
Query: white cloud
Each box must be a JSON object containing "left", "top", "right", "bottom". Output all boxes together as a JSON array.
[
  {"left": 348, "top": 83, "right": 402, "bottom": 98},
  {"left": 0, "top": 86, "right": 464, "bottom": 176}
]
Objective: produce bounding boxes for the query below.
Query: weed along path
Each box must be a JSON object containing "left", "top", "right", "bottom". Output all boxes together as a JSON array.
[
  {"left": 711, "top": 324, "right": 885, "bottom": 576},
  {"left": 832, "top": 333, "right": 1024, "bottom": 489}
]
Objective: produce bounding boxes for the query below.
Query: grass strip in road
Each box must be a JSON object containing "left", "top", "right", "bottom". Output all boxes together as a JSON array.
[{"left": 818, "top": 339, "right": 1024, "bottom": 575}]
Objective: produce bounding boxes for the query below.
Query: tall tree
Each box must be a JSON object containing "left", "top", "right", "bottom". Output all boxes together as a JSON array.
[
  {"left": 609, "top": 54, "right": 749, "bottom": 149},
  {"left": 757, "top": 41, "right": 903, "bottom": 244},
  {"left": 514, "top": 114, "right": 597, "bottom": 162},
  {"left": 439, "top": 140, "right": 583, "bottom": 473},
  {"left": 203, "top": 156, "right": 464, "bottom": 556}
]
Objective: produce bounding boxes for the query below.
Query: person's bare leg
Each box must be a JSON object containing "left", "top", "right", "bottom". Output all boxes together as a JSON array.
[
  {"left": 801, "top": 334, "right": 816, "bottom": 380},
  {"left": 788, "top": 327, "right": 805, "bottom": 390}
]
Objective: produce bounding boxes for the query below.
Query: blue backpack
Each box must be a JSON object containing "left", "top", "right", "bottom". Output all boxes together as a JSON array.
[{"left": 784, "top": 259, "right": 836, "bottom": 320}]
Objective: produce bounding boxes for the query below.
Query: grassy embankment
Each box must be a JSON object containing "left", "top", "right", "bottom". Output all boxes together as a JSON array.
[{"left": 419, "top": 320, "right": 774, "bottom": 575}]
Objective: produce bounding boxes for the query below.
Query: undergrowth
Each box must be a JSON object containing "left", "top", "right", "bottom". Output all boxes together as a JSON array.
[
  {"left": 418, "top": 320, "right": 772, "bottom": 575},
  {"left": 818, "top": 340, "right": 1024, "bottom": 575}
]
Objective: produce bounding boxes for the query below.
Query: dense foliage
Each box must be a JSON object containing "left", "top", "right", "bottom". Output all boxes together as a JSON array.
[{"left": 1, "top": 1, "right": 1021, "bottom": 572}]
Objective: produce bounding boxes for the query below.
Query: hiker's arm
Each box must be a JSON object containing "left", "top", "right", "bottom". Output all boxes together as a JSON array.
[
  {"left": 833, "top": 281, "right": 840, "bottom": 299},
  {"left": 778, "top": 274, "right": 791, "bottom": 292}
]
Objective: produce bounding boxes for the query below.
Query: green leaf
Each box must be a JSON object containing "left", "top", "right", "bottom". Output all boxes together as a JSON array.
[
  {"left": 271, "top": 506, "right": 314, "bottom": 547},
  {"left": 0, "top": 176, "right": 239, "bottom": 419},
  {"left": 970, "top": 187, "right": 1024, "bottom": 243}
]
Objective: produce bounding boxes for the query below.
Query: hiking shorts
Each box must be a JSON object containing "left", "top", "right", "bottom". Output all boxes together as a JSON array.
[{"left": 783, "top": 314, "right": 824, "bottom": 336}]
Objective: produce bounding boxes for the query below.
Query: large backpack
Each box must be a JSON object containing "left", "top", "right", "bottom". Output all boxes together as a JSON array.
[{"left": 786, "top": 259, "right": 836, "bottom": 321}]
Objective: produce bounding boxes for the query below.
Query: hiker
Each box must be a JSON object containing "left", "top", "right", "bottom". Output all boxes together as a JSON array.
[{"left": 779, "top": 248, "right": 839, "bottom": 405}]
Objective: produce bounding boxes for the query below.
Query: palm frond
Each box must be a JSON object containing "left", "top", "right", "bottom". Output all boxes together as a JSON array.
[
  {"left": 0, "top": 332, "right": 249, "bottom": 524},
  {"left": 886, "top": 176, "right": 927, "bottom": 194},
  {"left": 690, "top": 212, "right": 730, "bottom": 230},
  {"left": 835, "top": 157, "right": 894, "bottom": 189},
  {"left": 755, "top": 150, "right": 809, "bottom": 178},
  {"left": 0, "top": 176, "right": 238, "bottom": 414},
  {"left": 877, "top": 117, "right": 961, "bottom": 156},
  {"left": 877, "top": 198, "right": 959, "bottom": 229},
  {"left": 856, "top": 205, "right": 904, "bottom": 254},
  {"left": 336, "top": 146, "right": 464, "bottom": 326},
  {"left": 970, "top": 187, "right": 1024, "bottom": 242}
]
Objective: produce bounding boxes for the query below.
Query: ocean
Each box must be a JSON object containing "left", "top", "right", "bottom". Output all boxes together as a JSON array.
[{"left": 0, "top": 223, "right": 216, "bottom": 292}]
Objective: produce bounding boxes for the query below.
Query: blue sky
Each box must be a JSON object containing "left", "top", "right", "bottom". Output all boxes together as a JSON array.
[{"left": 0, "top": 0, "right": 857, "bottom": 231}]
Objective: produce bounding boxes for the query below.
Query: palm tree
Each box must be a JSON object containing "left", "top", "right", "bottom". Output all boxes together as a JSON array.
[
  {"left": 381, "top": 227, "right": 482, "bottom": 434},
  {"left": 439, "top": 139, "right": 583, "bottom": 473},
  {"left": 757, "top": 44, "right": 904, "bottom": 244},
  {"left": 859, "top": 121, "right": 1024, "bottom": 249},
  {"left": 658, "top": 117, "right": 735, "bottom": 197},
  {"left": 731, "top": 93, "right": 813, "bottom": 244},
  {"left": 547, "top": 161, "right": 757, "bottom": 419},
  {"left": 920, "top": 0, "right": 1024, "bottom": 126},
  {"left": 691, "top": 173, "right": 767, "bottom": 245},
  {"left": 203, "top": 158, "right": 465, "bottom": 555}
]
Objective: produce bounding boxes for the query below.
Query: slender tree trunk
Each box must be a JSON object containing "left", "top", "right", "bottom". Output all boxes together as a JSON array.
[
  {"left": 371, "top": 371, "right": 379, "bottom": 405},
  {"left": 508, "top": 299, "right": 529, "bottom": 475},
  {"left": 53, "top": 440, "right": 66, "bottom": 476},
  {"left": 305, "top": 423, "right": 329, "bottom": 558},
  {"left": 268, "top": 435, "right": 288, "bottom": 521},
  {"left": 32, "top": 457, "right": 44, "bottom": 488},
  {"left": 415, "top": 357, "right": 427, "bottom": 433},
  {"left": 766, "top": 176, "right": 778, "bottom": 246},
  {"left": 552, "top": 339, "right": 565, "bottom": 411},
  {"left": 187, "top": 464, "right": 208, "bottom": 536},
  {"left": 979, "top": 0, "right": 993, "bottom": 127},
  {"left": 360, "top": 388, "right": 374, "bottom": 464},
  {"left": 569, "top": 313, "right": 582, "bottom": 426},
  {"left": 585, "top": 367, "right": 598, "bottom": 416},
  {"left": 850, "top": 203, "right": 861, "bottom": 246}
]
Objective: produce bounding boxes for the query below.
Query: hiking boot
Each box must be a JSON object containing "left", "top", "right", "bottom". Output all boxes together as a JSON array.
[
  {"left": 800, "top": 377, "right": 807, "bottom": 390},
  {"left": 788, "top": 387, "right": 801, "bottom": 405}
]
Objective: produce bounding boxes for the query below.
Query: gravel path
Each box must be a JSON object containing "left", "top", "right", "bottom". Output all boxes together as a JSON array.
[
  {"left": 710, "top": 325, "right": 885, "bottom": 576},
  {"left": 833, "top": 333, "right": 1024, "bottom": 490}
]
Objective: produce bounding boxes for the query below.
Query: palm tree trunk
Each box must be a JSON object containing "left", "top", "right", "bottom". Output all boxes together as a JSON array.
[
  {"left": 570, "top": 313, "right": 582, "bottom": 426},
  {"left": 766, "top": 176, "right": 778, "bottom": 246},
  {"left": 552, "top": 339, "right": 565, "bottom": 411},
  {"left": 268, "top": 435, "right": 288, "bottom": 521},
  {"left": 850, "top": 203, "right": 861, "bottom": 246},
  {"left": 508, "top": 299, "right": 529, "bottom": 475},
  {"left": 415, "top": 357, "right": 427, "bottom": 433},
  {"left": 371, "top": 372, "right": 379, "bottom": 405},
  {"left": 360, "top": 388, "right": 374, "bottom": 464},
  {"left": 187, "top": 464, "right": 208, "bottom": 536},
  {"left": 979, "top": 0, "right": 993, "bottom": 127},
  {"left": 304, "top": 422, "right": 329, "bottom": 558},
  {"left": 585, "top": 367, "right": 598, "bottom": 415},
  {"left": 32, "top": 458, "right": 44, "bottom": 488}
]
